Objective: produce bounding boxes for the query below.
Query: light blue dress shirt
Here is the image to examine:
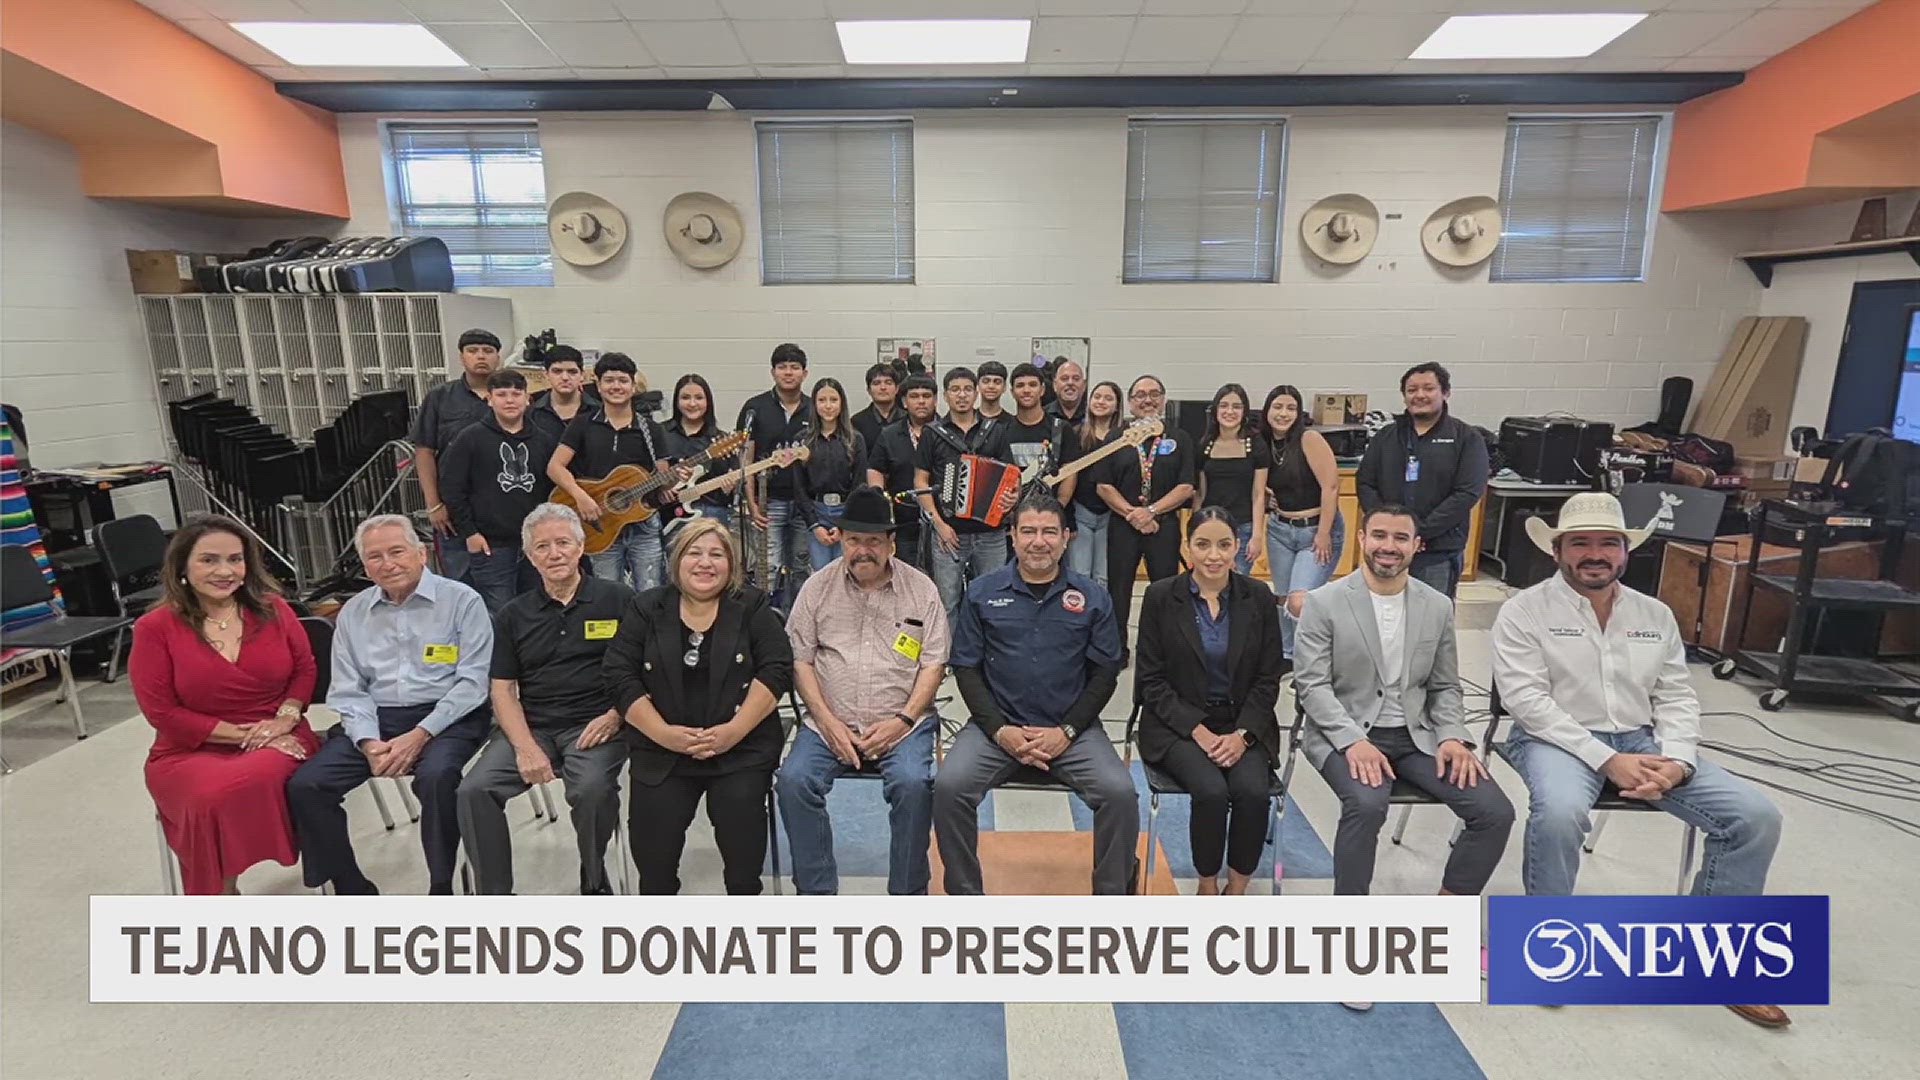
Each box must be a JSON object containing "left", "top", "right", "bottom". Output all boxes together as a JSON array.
[{"left": 327, "top": 570, "right": 493, "bottom": 743}]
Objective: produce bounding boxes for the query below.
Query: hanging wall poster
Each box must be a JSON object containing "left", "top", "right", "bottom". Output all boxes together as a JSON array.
[{"left": 877, "top": 339, "right": 936, "bottom": 383}]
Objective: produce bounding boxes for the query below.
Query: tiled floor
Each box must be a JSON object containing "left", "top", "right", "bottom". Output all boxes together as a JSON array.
[{"left": 3, "top": 617, "right": 1917, "bottom": 1079}]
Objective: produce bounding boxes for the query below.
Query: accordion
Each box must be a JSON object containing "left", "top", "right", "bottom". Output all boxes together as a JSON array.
[{"left": 940, "top": 454, "right": 1022, "bottom": 527}]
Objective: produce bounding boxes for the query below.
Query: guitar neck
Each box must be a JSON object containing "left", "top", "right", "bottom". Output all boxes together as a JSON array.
[
  {"left": 684, "top": 454, "right": 781, "bottom": 499},
  {"left": 623, "top": 437, "right": 734, "bottom": 498},
  {"left": 1043, "top": 431, "right": 1142, "bottom": 486}
]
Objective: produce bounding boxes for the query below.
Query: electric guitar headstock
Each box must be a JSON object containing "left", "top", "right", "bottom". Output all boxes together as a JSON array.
[
  {"left": 769, "top": 443, "right": 811, "bottom": 468},
  {"left": 1119, "top": 418, "right": 1166, "bottom": 446}
]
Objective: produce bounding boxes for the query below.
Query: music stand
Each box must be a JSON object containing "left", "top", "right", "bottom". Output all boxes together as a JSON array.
[{"left": 1618, "top": 482, "right": 1729, "bottom": 663}]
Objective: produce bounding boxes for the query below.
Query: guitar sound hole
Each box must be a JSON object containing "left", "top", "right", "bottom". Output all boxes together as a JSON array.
[{"left": 603, "top": 490, "right": 634, "bottom": 512}]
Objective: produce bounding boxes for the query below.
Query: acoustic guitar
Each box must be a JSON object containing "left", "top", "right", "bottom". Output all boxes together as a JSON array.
[{"left": 556, "top": 429, "right": 750, "bottom": 554}]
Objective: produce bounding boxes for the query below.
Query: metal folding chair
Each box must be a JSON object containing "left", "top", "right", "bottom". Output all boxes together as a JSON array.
[
  {"left": 0, "top": 545, "right": 135, "bottom": 738},
  {"left": 95, "top": 513, "right": 169, "bottom": 677}
]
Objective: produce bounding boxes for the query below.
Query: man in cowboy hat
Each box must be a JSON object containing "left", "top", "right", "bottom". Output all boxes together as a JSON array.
[
  {"left": 1493, "top": 491, "right": 1788, "bottom": 1030},
  {"left": 776, "top": 485, "right": 948, "bottom": 895}
]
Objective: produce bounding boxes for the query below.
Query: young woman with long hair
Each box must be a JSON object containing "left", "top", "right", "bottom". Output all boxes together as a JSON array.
[
  {"left": 794, "top": 377, "right": 868, "bottom": 572},
  {"left": 1251, "top": 385, "right": 1343, "bottom": 665}
]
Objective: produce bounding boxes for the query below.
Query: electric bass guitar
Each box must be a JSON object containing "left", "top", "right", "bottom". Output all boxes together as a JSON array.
[
  {"left": 1036, "top": 418, "right": 1165, "bottom": 488},
  {"left": 670, "top": 444, "right": 811, "bottom": 518},
  {"left": 556, "top": 429, "right": 750, "bottom": 554}
]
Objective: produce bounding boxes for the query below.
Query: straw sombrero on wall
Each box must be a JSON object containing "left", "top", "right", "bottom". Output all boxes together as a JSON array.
[
  {"left": 548, "top": 191, "right": 628, "bottom": 267},
  {"left": 1422, "top": 195, "right": 1502, "bottom": 267},
  {"left": 1300, "top": 193, "right": 1380, "bottom": 265},
  {"left": 663, "top": 192, "right": 744, "bottom": 270}
]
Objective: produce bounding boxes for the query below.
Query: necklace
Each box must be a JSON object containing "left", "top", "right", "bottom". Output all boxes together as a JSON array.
[
  {"left": 684, "top": 628, "right": 705, "bottom": 668},
  {"left": 204, "top": 606, "right": 238, "bottom": 632}
]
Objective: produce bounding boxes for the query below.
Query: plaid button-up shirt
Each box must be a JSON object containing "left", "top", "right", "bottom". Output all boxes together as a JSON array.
[{"left": 785, "top": 556, "right": 948, "bottom": 734}]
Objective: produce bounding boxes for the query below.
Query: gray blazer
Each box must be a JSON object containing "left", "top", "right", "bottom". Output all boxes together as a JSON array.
[{"left": 1293, "top": 570, "right": 1467, "bottom": 769}]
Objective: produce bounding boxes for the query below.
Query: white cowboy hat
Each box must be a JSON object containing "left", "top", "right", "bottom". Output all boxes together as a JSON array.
[
  {"left": 548, "top": 191, "right": 628, "bottom": 267},
  {"left": 1526, "top": 492, "right": 1655, "bottom": 555},
  {"left": 662, "top": 191, "right": 744, "bottom": 270},
  {"left": 1300, "top": 193, "right": 1380, "bottom": 265},
  {"left": 1422, "top": 195, "right": 1501, "bottom": 267}
]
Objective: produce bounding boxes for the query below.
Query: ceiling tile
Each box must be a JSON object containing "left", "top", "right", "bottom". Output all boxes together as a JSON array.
[
  {"left": 1347, "top": 0, "right": 1451, "bottom": 12},
  {"left": 1573, "top": 54, "right": 1675, "bottom": 71},
  {"left": 134, "top": 0, "right": 212, "bottom": 17},
  {"left": 1038, "top": 0, "right": 1141, "bottom": 13},
  {"left": 1642, "top": 0, "right": 1769, "bottom": 8},
  {"left": 296, "top": 64, "right": 479, "bottom": 77},
  {"left": 611, "top": 0, "right": 724, "bottom": 16},
  {"left": 1122, "top": 16, "right": 1235, "bottom": 62},
  {"left": 629, "top": 20, "right": 748, "bottom": 66},
  {"left": 1140, "top": 0, "right": 1243, "bottom": 13},
  {"left": 720, "top": 0, "right": 827, "bottom": 18},
  {"left": 733, "top": 18, "right": 842, "bottom": 63},
  {"left": 1308, "top": 13, "right": 1443, "bottom": 60},
  {"left": 504, "top": 0, "right": 621, "bottom": 20},
  {"left": 829, "top": 0, "right": 1038, "bottom": 15},
  {"left": 1584, "top": 11, "right": 1745, "bottom": 59},
  {"left": 657, "top": 65, "right": 752, "bottom": 76},
  {"left": 1244, "top": 0, "right": 1354, "bottom": 13},
  {"left": 1216, "top": 15, "right": 1341, "bottom": 62},
  {"left": 1296, "top": 59, "right": 1388, "bottom": 73},
  {"left": 1028, "top": 16, "right": 1135, "bottom": 63},
  {"left": 753, "top": 63, "right": 850, "bottom": 77},
  {"left": 1390, "top": 58, "right": 1485, "bottom": 74},
  {"left": 291, "top": 0, "right": 414, "bottom": 20},
  {"left": 1664, "top": 53, "right": 1766, "bottom": 69},
  {"left": 1691, "top": 6, "right": 1854, "bottom": 56},
  {"left": 1209, "top": 58, "right": 1307, "bottom": 74},
  {"left": 1028, "top": 60, "right": 1123, "bottom": 73},
  {"left": 429, "top": 22, "right": 562, "bottom": 65},
  {"left": 1467, "top": 0, "right": 1664, "bottom": 10},
  {"left": 195, "top": 0, "right": 304, "bottom": 17},
  {"left": 481, "top": 66, "right": 577, "bottom": 78},
  {"left": 568, "top": 66, "right": 672, "bottom": 77},
  {"left": 401, "top": 0, "right": 513, "bottom": 21},
  {"left": 1768, "top": 0, "right": 1873, "bottom": 7},
  {"left": 1117, "top": 60, "right": 1214, "bottom": 74},
  {"left": 176, "top": 19, "right": 289, "bottom": 64},
  {"left": 529, "top": 21, "right": 655, "bottom": 66},
  {"left": 1475, "top": 58, "right": 1582, "bottom": 72}
]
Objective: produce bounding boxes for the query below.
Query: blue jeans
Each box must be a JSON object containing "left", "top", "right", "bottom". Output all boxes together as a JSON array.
[
  {"left": 589, "top": 515, "right": 663, "bottom": 591},
  {"left": 434, "top": 534, "right": 471, "bottom": 584},
  {"left": 776, "top": 720, "right": 936, "bottom": 895},
  {"left": 1411, "top": 549, "right": 1464, "bottom": 599},
  {"left": 1232, "top": 521, "right": 1255, "bottom": 574},
  {"left": 806, "top": 498, "right": 845, "bottom": 572},
  {"left": 760, "top": 497, "right": 809, "bottom": 607},
  {"left": 930, "top": 527, "right": 1010, "bottom": 614},
  {"left": 467, "top": 542, "right": 535, "bottom": 612},
  {"left": 1067, "top": 504, "right": 1109, "bottom": 588},
  {"left": 1265, "top": 509, "right": 1345, "bottom": 656},
  {"left": 1506, "top": 728, "right": 1782, "bottom": 897}
]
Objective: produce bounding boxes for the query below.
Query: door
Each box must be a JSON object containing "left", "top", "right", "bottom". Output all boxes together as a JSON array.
[{"left": 1826, "top": 278, "right": 1920, "bottom": 438}]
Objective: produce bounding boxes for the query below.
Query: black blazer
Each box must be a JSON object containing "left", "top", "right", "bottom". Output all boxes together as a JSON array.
[
  {"left": 603, "top": 583, "right": 794, "bottom": 784},
  {"left": 1134, "top": 570, "right": 1284, "bottom": 764}
]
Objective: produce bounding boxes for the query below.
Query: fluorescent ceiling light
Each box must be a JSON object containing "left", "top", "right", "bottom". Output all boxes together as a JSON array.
[
  {"left": 1410, "top": 14, "right": 1647, "bottom": 60},
  {"left": 231, "top": 22, "right": 468, "bottom": 67},
  {"left": 836, "top": 19, "right": 1031, "bottom": 65}
]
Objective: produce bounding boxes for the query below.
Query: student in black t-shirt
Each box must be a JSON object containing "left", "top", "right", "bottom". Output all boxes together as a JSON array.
[
  {"left": 1003, "top": 363, "right": 1068, "bottom": 484},
  {"left": 1194, "top": 382, "right": 1270, "bottom": 575},
  {"left": 455, "top": 503, "right": 633, "bottom": 895},
  {"left": 528, "top": 344, "right": 601, "bottom": 441},
  {"left": 850, "top": 362, "right": 903, "bottom": 452},
  {"left": 735, "top": 343, "right": 813, "bottom": 605},
  {"left": 975, "top": 360, "right": 1008, "bottom": 421},
  {"left": 794, "top": 378, "right": 868, "bottom": 572},
  {"left": 1060, "top": 379, "right": 1123, "bottom": 589},
  {"left": 912, "top": 367, "right": 1018, "bottom": 615},
  {"left": 412, "top": 328, "right": 501, "bottom": 583},
  {"left": 547, "top": 352, "right": 675, "bottom": 591},
  {"left": 866, "top": 373, "right": 938, "bottom": 571},
  {"left": 1096, "top": 374, "right": 1197, "bottom": 664},
  {"left": 661, "top": 373, "right": 737, "bottom": 528}
]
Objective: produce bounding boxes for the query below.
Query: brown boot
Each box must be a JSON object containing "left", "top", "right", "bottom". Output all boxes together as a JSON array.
[{"left": 1726, "top": 1004, "right": 1791, "bottom": 1029}]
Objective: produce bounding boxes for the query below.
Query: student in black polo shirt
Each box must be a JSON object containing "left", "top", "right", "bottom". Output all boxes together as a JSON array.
[
  {"left": 913, "top": 366, "right": 1018, "bottom": 615},
  {"left": 794, "top": 377, "right": 868, "bottom": 572},
  {"left": 735, "top": 343, "right": 813, "bottom": 606},
  {"left": 412, "top": 328, "right": 501, "bottom": 583},
  {"left": 437, "top": 369, "right": 558, "bottom": 612},
  {"left": 456, "top": 503, "right": 634, "bottom": 895},
  {"left": 975, "top": 359, "right": 1008, "bottom": 421},
  {"left": 850, "top": 362, "right": 903, "bottom": 452},
  {"left": 866, "top": 373, "right": 937, "bottom": 571},
  {"left": 1097, "top": 374, "right": 1198, "bottom": 664},
  {"left": 547, "top": 352, "right": 675, "bottom": 590},
  {"left": 661, "top": 373, "right": 737, "bottom": 527},
  {"left": 528, "top": 344, "right": 601, "bottom": 441}
]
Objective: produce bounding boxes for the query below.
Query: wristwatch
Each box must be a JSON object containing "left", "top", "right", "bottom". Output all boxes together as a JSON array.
[
  {"left": 1237, "top": 729, "right": 1256, "bottom": 747},
  {"left": 894, "top": 711, "right": 916, "bottom": 727}
]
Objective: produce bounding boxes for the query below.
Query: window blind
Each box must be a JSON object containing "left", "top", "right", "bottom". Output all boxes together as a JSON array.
[
  {"left": 1123, "top": 119, "right": 1285, "bottom": 284},
  {"left": 387, "top": 122, "right": 552, "bottom": 288},
  {"left": 756, "top": 120, "right": 915, "bottom": 285},
  {"left": 1492, "top": 116, "right": 1662, "bottom": 284}
]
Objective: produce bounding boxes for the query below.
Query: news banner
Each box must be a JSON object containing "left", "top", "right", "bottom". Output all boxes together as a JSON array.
[{"left": 90, "top": 894, "right": 1829, "bottom": 1006}]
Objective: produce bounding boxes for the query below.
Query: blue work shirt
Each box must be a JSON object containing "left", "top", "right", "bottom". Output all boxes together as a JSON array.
[
  {"left": 328, "top": 569, "right": 493, "bottom": 743},
  {"left": 949, "top": 563, "right": 1120, "bottom": 727},
  {"left": 1190, "top": 577, "right": 1231, "bottom": 702}
]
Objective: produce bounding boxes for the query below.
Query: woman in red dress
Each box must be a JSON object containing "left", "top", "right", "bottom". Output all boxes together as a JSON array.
[{"left": 129, "top": 516, "right": 319, "bottom": 894}]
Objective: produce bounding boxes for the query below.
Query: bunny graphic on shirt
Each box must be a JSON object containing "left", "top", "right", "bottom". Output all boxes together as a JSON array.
[{"left": 497, "top": 442, "right": 534, "bottom": 493}]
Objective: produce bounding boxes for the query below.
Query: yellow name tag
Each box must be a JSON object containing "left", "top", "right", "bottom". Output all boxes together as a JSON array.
[
  {"left": 584, "top": 619, "right": 619, "bottom": 640},
  {"left": 422, "top": 643, "right": 459, "bottom": 664},
  {"left": 892, "top": 632, "right": 922, "bottom": 662}
]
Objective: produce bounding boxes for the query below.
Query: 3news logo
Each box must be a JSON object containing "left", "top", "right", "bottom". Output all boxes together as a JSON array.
[{"left": 1487, "top": 896, "right": 1829, "bottom": 1005}]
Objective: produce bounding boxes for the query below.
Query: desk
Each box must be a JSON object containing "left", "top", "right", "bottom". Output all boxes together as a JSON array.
[
  {"left": 1477, "top": 476, "right": 1589, "bottom": 584},
  {"left": 1244, "top": 465, "right": 1487, "bottom": 584}
]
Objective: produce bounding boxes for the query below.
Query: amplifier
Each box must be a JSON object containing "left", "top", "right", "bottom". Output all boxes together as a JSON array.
[
  {"left": 1316, "top": 423, "right": 1370, "bottom": 459},
  {"left": 1500, "top": 416, "right": 1614, "bottom": 485}
]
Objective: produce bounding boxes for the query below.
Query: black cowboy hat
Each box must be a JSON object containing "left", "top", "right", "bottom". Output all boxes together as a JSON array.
[{"left": 836, "top": 485, "right": 897, "bottom": 534}]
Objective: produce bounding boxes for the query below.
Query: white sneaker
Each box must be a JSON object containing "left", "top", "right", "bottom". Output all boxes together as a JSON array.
[{"left": 1341, "top": 1001, "right": 1373, "bottom": 1012}]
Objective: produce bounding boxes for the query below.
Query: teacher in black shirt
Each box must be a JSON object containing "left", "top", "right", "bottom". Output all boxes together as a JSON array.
[
  {"left": 1096, "top": 374, "right": 1197, "bottom": 664},
  {"left": 1134, "top": 507, "right": 1284, "bottom": 895}
]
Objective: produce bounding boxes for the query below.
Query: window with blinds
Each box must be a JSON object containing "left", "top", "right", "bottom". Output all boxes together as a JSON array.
[
  {"left": 1492, "top": 116, "right": 1662, "bottom": 284},
  {"left": 756, "top": 120, "right": 915, "bottom": 285},
  {"left": 386, "top": 122, "right": 552, "bottom": 288},
  {"left": 1123, "top": 118, "right": 1286, "bottom": 284}
]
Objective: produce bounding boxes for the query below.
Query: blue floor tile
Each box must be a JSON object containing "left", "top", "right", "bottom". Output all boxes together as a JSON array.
[
  {"left": 652, "top": 1002, "right": 1008, "bottom": 1080},
  {"left": 1114, "top": 1002, "right": 1484, "bottom": 1080}
]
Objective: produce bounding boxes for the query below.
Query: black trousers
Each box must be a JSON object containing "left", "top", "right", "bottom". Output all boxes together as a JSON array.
[
  {"left": 1107, "top": 516, "right": 1182, "bottom": 649},
  {"left": 287, "top": 703, "right": 490, "bottom": 892},
  {"left": 1156, "top": 737, "right": 1272, "bottom": 877},
  {"left": 1316, "top": 725, "right": 1515, "bottom": 896},
  {"left": 628, "top": 762, "right": 772, "bottom": 895}
]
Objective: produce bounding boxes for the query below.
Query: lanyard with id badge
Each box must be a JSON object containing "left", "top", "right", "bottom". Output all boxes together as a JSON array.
[{"left": 1404, "top": 453, "right": 1421, "bottom": 484}]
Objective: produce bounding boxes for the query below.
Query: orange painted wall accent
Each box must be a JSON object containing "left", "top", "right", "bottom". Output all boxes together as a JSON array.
[
  {"left": 1665, "top": 0, "right": 1920, "bottom": 211},
  {"left": 1, "top": 0, "right": 346, "bottom": 217}
]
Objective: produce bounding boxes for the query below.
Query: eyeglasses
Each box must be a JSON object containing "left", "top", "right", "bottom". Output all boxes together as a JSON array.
[{"left": 1130, "top": 389, "right": 1165, "bottom": 401}]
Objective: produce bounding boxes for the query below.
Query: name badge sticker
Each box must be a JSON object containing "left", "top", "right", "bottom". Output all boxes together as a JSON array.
[
  {"left": 892, "top": 632, "right": 923, "bottom": 662},
  {"left": 422, "top": 643, "right": 459, "bottom": 664},
  {"left": 584, "top": 619, "right": 619, "bottom": 640}
]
